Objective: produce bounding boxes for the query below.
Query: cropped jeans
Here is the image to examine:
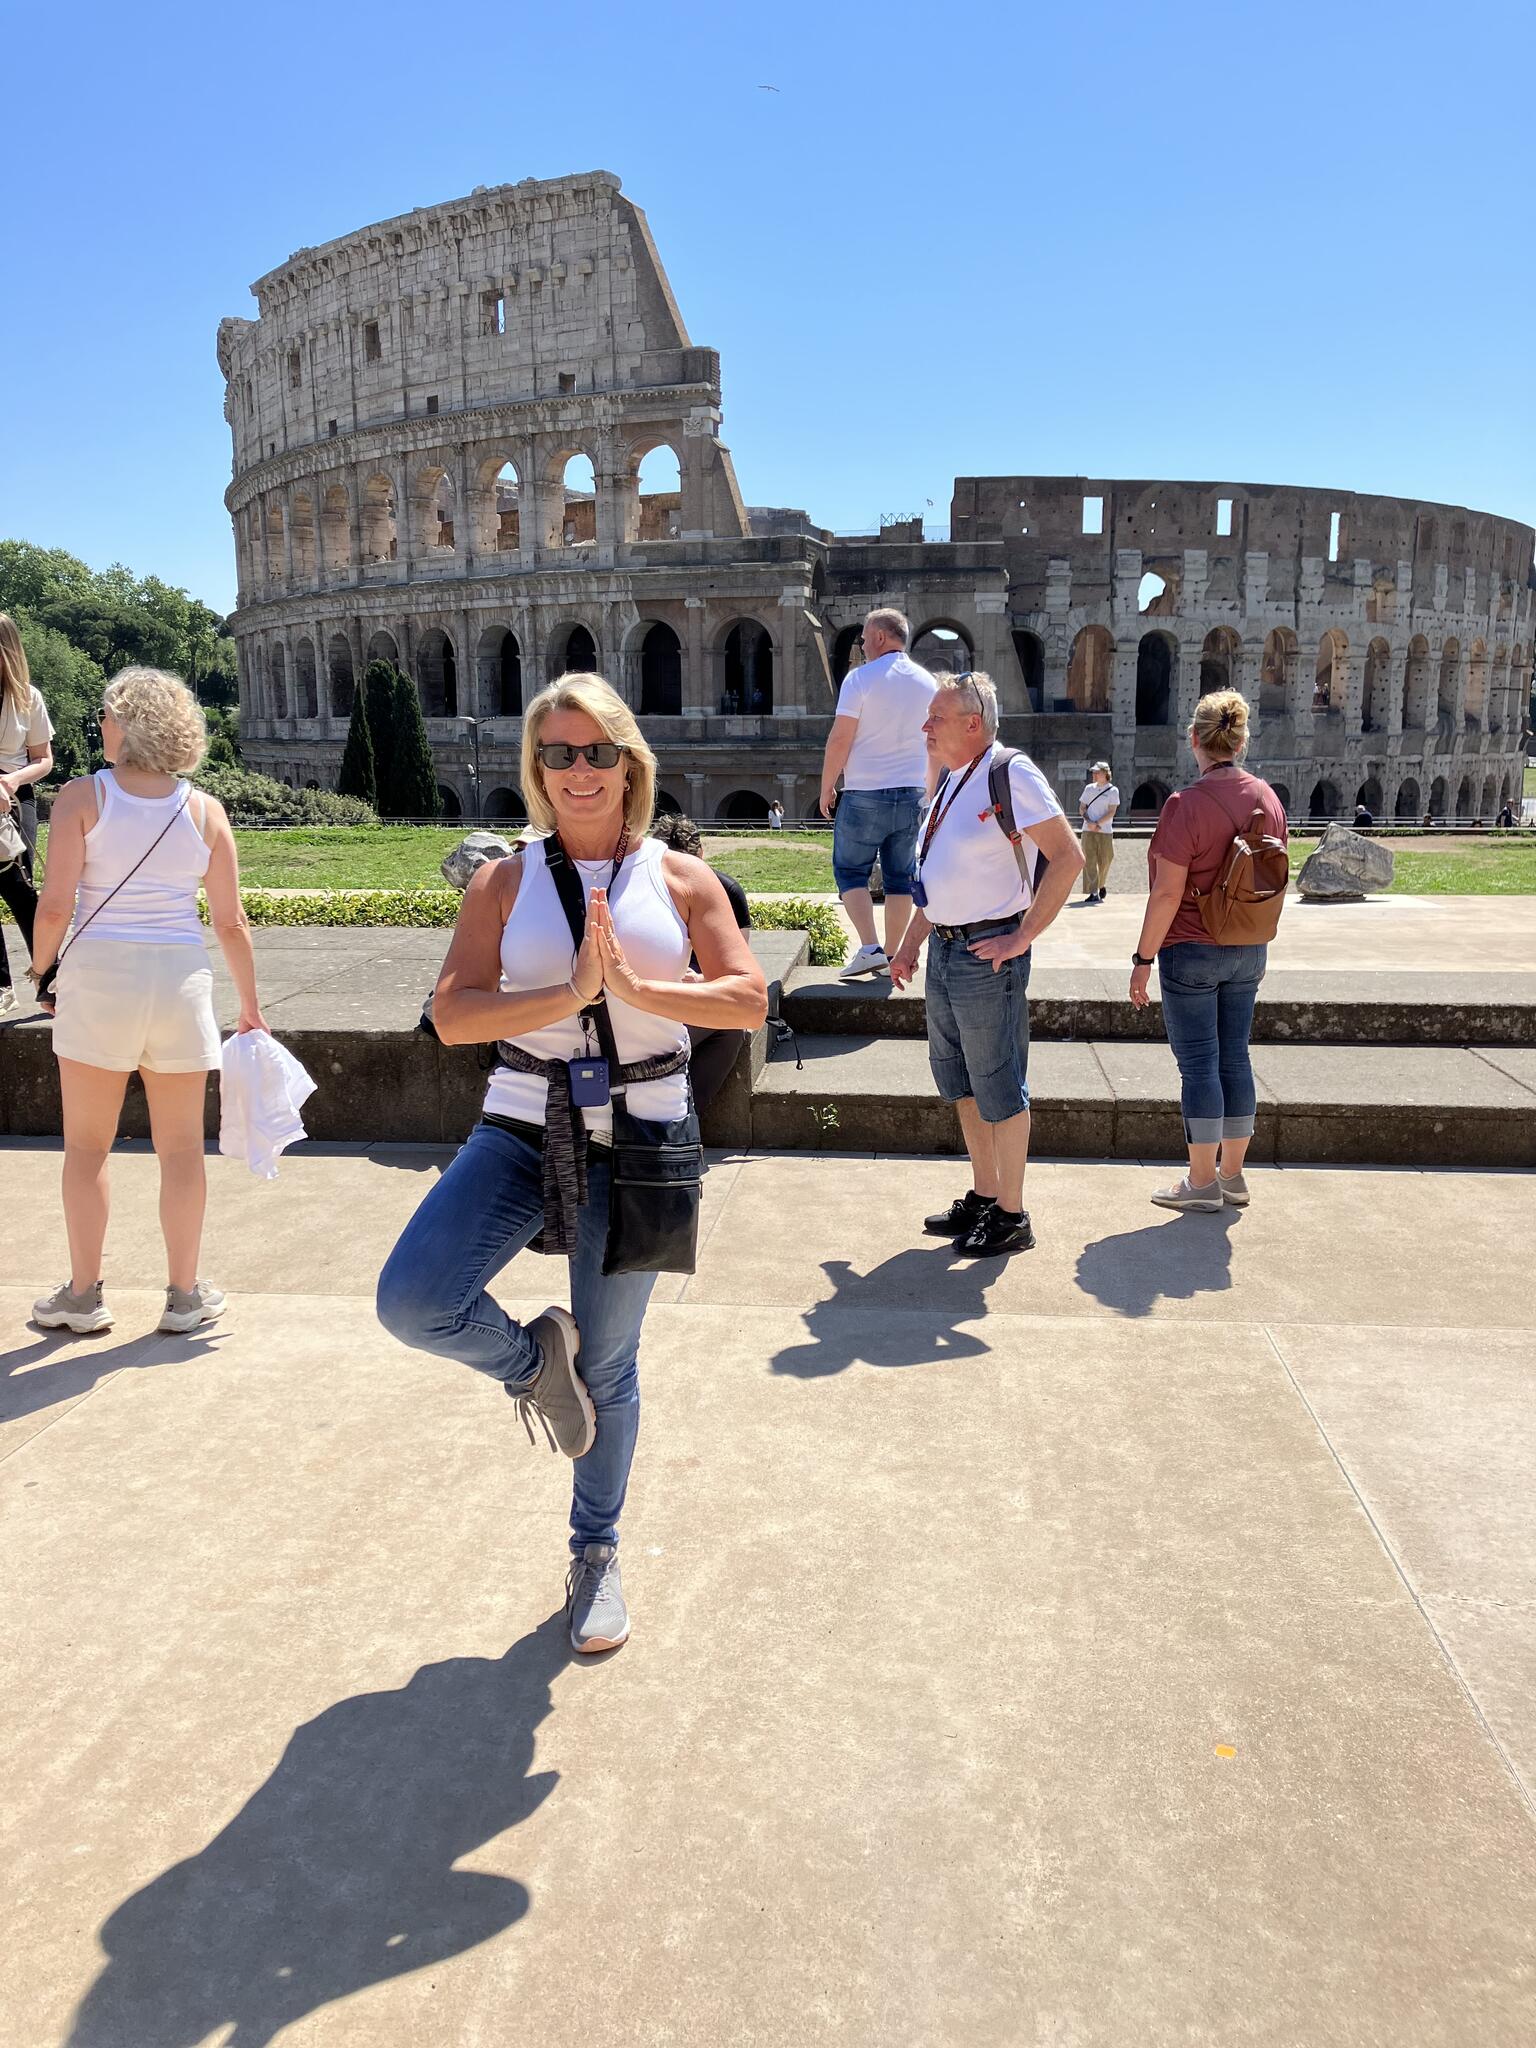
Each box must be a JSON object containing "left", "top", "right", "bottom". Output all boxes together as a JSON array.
[
  {"left": 376, "top": 1118, "right": 657, "bottom": 1554},
  {"left": 1156, "top": 942, "right": 1268, "bottom": 1146}
]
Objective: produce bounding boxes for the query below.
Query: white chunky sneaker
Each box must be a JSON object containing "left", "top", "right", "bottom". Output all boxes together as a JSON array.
[
  {"left": 33, "top": 1281, "right": 113, "bottom": 1334},
  {"left": 159, "top": 1281, "right": 227, "bottom": 1333},
  {"left": 838, "top": 944, "right": 890, "bottom": 981}
]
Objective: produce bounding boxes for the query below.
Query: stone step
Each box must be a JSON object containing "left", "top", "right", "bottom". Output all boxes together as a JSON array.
[
  {"left": 781, "top": 966, "right": 1536, "bottom": 1048},
  {"left": 751, "top": 1034, "right": 1536, "bottom": 1167}
]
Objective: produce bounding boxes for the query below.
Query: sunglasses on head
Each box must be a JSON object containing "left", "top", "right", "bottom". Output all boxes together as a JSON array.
[{"left": 537, "top": 740, "right": 626, "bottom": 771}]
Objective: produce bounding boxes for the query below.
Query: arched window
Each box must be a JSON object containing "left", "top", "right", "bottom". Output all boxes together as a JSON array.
[
  {"left": 290, "top": 493, "right": 317, "bottom": 584},
  {"left": 1137, "top": 571, "right": 1172, "bottom": 615},
  {"left": 437, "top": 784, "right": 464, "bottom": 821},
  {"left": 322, "top": 485, "right": 349, "bottom": 571},
  {"left": 1437, "top": 639, "right": 1460, "bottom": 737},
  {"left": 1260, "top": 629, "right": 1297, "bottom": 720},
  {"left": 1313, "top": 630, "right": 1347, "bottom": 713},
  {"left": 1129, "top": 780, "right": 1170, "bottom": 817},
  {"left": 477, "top": 627, "right": 521, "bottom": 716},
  {"left": 1454, "top": 776, "right": 1473, "bottom": 820},
  {"left": 1199, "top": 628, "right": 1239, "bottom": 695},
  {"left": 911, "top": 621, "right": 974, "bottom": 677},
  {"left": 419, "top": 468, "right": 456, "bottom": 553},
  {"left": 485, "top": 786, "right": 527, "bottom": 821},
  {"left": 362, "top": 475, "right": 397, "bottom": 564},
  {"left": 265, "top": 500, "right": 286, "bottom": 581},
  {"left": 1270, "top": 783, "right": 1292, "bottom": 817},
  {"left": 1012, "top": 630, "right": 1045, "bottom": 711},
  {"left": 832, "top": 625, "right": 864, "bottom": 683},
  {"left": 327, "top": 634, "right": 355, "bottom": 717},
  {"left": 1490, "top": 649, "right": 1509, "bottom": 734},
  {"left": 548, "top": 623, "right": 598, "bottom": 679},
  {"left": 366, "top": 629, "right": 399, "bottom": 668},
  {"left": 295, "top": 637, "right": 319, "bottom": 720},
  {"left": 1428, "top": 776, "right": 1448, "bottom": 819},
  {"left": 723, "top": 621, "right": 774, "bottom": 714},
  {"left": 1480, "top": 775, "right": 1497, "bottom": 820},
  {"left": 1394, "top": 778, "right": 1421, "bottom": 820},
  {"left": 488, "top": 459, "right": 520, "bottom": 552},
  {"left": 416, "top": 628, "right": 457, "bottom": 717},
  {"left": 717, "top": 789, "right": 771, "bottom": 821},
  {"left": 640, "top": 623, "right": 683, "bottom": 716},
  {"left": 1356, "top": 777, "right": 1383, "bottom": 815},
  {"left": 1135, "top": 633, "right": 1174, "bottom": 726},
  {"left": 270, "top": 643, "right": 288, "bottom": 722},
  {"left": 1362, "top": 638, "right": 1390, "bottom": 733},
  {"left": 635, "top": 444, "right": 682, "bottom": 541},
  {"left": 1066, "top": 627, "right": 1113, "bottom": 714},
  {"left": 1307, "top": 779, "right": 1340, "bottom": 821},
  {"left": 654, "top": 788, "right": 684, "bottom": 817},
  {"left": 1465, "top": 641, "right": 1488, "bottom": 730},
  {"left": 554, "top": 453, "right": 596, "bottom": 549},
  {"left": 1402, "top": 636, "right": 1430, "bottom": 730}
]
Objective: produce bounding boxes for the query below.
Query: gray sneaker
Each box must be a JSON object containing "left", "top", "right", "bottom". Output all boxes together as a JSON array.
[
  {"left": 160, "top": 1281, "right": 227, "bottom": 1333},
  {"left": 508, "top": 1307, "right": 595, "bottom": 1458},
  {"left": 33, "top": 1281, "right": 113, "bottom": 1334},
  {"left": 1150, "top": 1178, "right": 1223, "bottom": 1214},
  {"left": 1218, "top": 1170, "right": 1250, "bottom": 1208},
  {"left": 566, "top": 1543, "right": 630, "bottom": 1654}
]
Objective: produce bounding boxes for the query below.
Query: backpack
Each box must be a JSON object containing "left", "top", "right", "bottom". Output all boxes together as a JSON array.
[
  {"left": 1184, "top": 788, "right": 1289, "bottom": 944},
  {"left": 933, "top": 747, "right": 1045, "bottom": 894}
]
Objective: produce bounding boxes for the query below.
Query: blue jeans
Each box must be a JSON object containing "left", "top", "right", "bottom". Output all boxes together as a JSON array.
[
  {"left": 833, "top": 786, "right": 924, "bottom": 895},
  {"left": 1157, "top": 943, "right": 1268, "bottom": 1145},
  {"left": 925, "top": 935, "right": 1032, "bottom": 1123},
  {"left": 376, "top": 1120, "right": 658, "bottom": 1553}
]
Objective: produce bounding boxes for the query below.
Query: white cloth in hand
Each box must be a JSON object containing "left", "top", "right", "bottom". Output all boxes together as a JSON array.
[{"left": 219, "top": 1029, "right": 316, "bottom": 1179}]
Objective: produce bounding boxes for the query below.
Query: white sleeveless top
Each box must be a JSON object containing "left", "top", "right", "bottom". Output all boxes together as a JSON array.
[
  {"left": 72, "top": 770, "right": 211, "bottom": 947},
  {"left": 482, "top": 834, "right": 691, "bottom": 1135}
]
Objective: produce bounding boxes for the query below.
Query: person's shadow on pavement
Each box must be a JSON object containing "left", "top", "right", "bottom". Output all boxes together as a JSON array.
[
  {"left": 66, "top": 1613, "right": 570, "bottom": 2048},
  {"left": 1, "top": 1327, "right": 228, "bottom": 1431},
  {"left": 1074, "top": 1209, "right": 1242, "bottom": 1318},
  {"left": 772, "top": 1247, "right": 993, "bottom": 1378}
]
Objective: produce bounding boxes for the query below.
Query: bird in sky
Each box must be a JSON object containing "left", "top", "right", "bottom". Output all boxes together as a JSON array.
[{"left": 758, "top": 84, "right": 780, "bottom": 92}]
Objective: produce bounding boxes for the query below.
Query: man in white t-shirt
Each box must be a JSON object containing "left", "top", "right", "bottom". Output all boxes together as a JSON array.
[
  {"left": 889, "top": 673, "right": 1083, "bottom": 1257},
  {"left": 1077, "top": 760, "right": 1119, "bottom": 903},
  {"left": 818, "top": 607, "right": 936, "bottom": 980}
]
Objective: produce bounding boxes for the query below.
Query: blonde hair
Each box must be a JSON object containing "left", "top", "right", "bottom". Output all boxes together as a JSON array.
[
  {"left": 1191, "top": 688, "right": 1249, "bottom": 762},
  {"left": 520, "top": 673, "right": 656, "bottom": 842},
  {"left": 934, "top": 669, "right": 999, "bottom": 739},
  {"left": 102, "top": 667, "right": 208, "bottom": 775},
  {"left": 0, "top": 614, "right": 31, "bottom": 724}
]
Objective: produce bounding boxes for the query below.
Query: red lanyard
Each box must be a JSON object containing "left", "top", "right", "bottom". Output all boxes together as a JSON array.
[{"left": 918, "top": 751, "right": 987, "bottom": 868}]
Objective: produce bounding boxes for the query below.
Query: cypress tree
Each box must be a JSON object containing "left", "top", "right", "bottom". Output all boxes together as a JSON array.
[
  {"left": 388, "top": 665, "right": 443, "bottom": 820},
  {"left": 336, "top": 684, "right": 377, "bottom": 807},
  {"left": 363, "top": 659, "right": 401, "bottom": 816}
]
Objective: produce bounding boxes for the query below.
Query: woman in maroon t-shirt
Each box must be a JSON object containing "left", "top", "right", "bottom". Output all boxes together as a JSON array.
[{"left": 1129, "top": 690, "right": 1287, "bottom": 1213}]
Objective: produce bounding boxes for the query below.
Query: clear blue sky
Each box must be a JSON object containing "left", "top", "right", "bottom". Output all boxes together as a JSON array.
[{"left": 4, "top": 0, "right": 1532, "bottom": 618}]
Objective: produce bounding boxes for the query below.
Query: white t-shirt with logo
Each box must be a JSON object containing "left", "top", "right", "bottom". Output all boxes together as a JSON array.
[
  {"left": 0, "top": 685, "right": 53, "bottom": 779},
  {"left": 834, "top": 652, "right": 937, "bottom": 791},
  {"left": 1078, "top": 780, "right": 1120, "bottom": 834},
  {"left": 918, "top": 744, "right": 1062, "bottom": 927}
]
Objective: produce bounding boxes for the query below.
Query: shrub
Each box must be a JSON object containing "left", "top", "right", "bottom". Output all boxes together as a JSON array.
[
  {"left": 745, "top": 896, "right": 845, "bottom": 965},
  {"left": 192, "top": 764, "right": 378, "bottom": 827}
]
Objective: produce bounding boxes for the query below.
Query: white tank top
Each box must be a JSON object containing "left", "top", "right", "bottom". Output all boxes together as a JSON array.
[
  {"left": 482, "top": 834, "right": 691, "bottom": 1135},
  {"left": 72, "top": 770, "right": 211, "bottom": 947}
]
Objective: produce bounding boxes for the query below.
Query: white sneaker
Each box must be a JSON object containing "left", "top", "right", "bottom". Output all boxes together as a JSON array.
[
  {"left": 33, "top": 1281, "right": 113, "bottom": 1334},
  {"left": 159, "top": 1281, "right": 227, "bottom": 1333},
  {"left": 1150, "top": 1178, "right": 1223, "bottom": 1214},
  {"left": 838, "top": 945, "right": 890, "bottom": 981},
  {"left": 0, "top": 987, "right": 18, "bottom": 1017}
]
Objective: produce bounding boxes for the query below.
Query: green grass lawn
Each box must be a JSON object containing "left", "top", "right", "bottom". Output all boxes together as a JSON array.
[{"left": 231, "top": 827, "right": 467, "bottom": 889}]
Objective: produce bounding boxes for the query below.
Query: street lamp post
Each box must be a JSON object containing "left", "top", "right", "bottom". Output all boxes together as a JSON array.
[{"left": 462, "top": 715, "right": 481, "bottom": 821}]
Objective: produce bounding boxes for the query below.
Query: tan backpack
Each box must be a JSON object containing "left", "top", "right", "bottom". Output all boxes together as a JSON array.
[{"left": 1187, "top": 794, "right": 1289, "bottom": 944}]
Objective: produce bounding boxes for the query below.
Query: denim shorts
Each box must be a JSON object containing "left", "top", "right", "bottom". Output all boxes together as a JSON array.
[
  {"left": 832, "top": 786, "right": 924, "bottom": 895},
  {"left": 924, "top": 934, "right": 1032, "bottom": 1123}
]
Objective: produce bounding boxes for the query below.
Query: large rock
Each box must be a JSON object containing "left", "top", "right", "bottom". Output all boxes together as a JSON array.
[
  {"left": 1296, "top": 823, "right": 1394, "bottom": 900},
  {"left": 440, "top": 830, "right": 516, "bottom": 893}
]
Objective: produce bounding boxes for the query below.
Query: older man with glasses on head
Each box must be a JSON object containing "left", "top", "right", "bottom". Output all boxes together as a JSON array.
[
  {"left": 889, "top": 672, "right": 1083, "bottom": 1257},
  {"left": 819, "top": 607, "right": 937, "bottom": 980}
]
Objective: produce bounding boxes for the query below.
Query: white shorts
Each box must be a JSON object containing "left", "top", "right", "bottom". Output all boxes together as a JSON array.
[{"left": 52, "top": 938, "right": 221, "bottom": 1074}]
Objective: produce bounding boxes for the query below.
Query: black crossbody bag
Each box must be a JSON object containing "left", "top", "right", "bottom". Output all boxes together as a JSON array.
[{"left": 543, "top": 839, "right": 704, "bottom": 1276}]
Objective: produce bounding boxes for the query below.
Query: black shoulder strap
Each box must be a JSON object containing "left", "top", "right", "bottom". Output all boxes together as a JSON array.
[
  {"left": 542, "top": 836, "right": 623, "bottom": 1075},
  {"left": 982, "top": 747, "right": 1045, "bottom": 890}
]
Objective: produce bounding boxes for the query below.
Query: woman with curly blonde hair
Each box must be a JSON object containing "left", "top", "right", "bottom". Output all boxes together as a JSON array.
[
  {"left": 29, "top": 668, "right": 268, "bottom": 1335},
  {"left": 0, "top": 613, "right": 54, "bottom": 1013}
]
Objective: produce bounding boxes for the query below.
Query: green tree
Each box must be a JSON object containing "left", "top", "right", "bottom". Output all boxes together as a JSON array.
[
  {"left": 336, "top": 685, "right": 377, "bottom": 807},
  {"left": 363, "top": 660, "right": 399, "bottom": 813},
  {"left": 387, "top": 666, "right": 443, "bottom": 819},
  {"left": 16, "top": 617, "right": 103, "bottom": 778}
]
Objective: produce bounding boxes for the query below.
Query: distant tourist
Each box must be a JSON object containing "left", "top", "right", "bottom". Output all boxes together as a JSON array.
[
  {"left": 768, "top": 799, "right": 784, "bottom": 831},
  {"left": 1422, "top": 809, "right": 1435, "bottom": 827},
  {"left": 1497, "top": 801, "right": 1514, "bottom": 829},
  {"left": 819, "top": 608, "right": 937, "bottom": 980},
  {"left": 1354, "top": 801, "right": 1374, "bottom": 829},
  {"left": 1129, "top": 689, "right": 1288, "bottom": 1214},
  {"left": 889, "top": 673, "right": 1082, "bottom": 1257},
  {"left": 378, "top": 676, "right": 766, "bottom": 1655},
  {"left": 0, "top": 613, "right": 52, "bottom": 1014},
  {"left": 29, "top": 668, "right": 267, "bottom": 1335},
  {"left": 650, "top": 810, "right": 752, "bottom": 1110},
  {"left": 1077, "top": 759, "right": 1119, "bottom": 902}
]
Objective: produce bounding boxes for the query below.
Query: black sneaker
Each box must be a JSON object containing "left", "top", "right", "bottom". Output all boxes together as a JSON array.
[
  {"left": 957, "top": 1206, "right": 1035, "bottom": 1257},
  {"left": 923, "top": 1190, "right": 994, "bottom": 1237},
  {"left": 1098, "top": 887, "right": 1108, "bottom": 902}
]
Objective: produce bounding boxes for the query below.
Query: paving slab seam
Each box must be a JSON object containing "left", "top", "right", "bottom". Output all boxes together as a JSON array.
[
  {"left": 673, "top": 1162, "right": 747, "bottom": 1306},
  {"left": 1261, "top": 1323, "right": 1536, "bottom": 1825},
  {"left": 1469, "top": 1048, "right": 1536, "bottom": 1100}
]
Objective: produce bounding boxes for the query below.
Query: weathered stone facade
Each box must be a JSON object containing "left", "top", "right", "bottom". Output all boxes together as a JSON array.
[{"left": 220, "top": 173, "right": 1533, "bottom": 823}]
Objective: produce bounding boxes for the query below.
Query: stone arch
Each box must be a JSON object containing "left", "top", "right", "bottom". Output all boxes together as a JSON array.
[
  {"left": 476, "top": 626, "right": 522, "bottom": 716},
  {"left": 416, "top": 627, "right": 458, "bottom": 718},
  {"left": 1307, "top": 779, "right": 1341, "bottom": 821},
  {"left": 361, "top": 475, "right": 397, "bottom": 564},
  {"left": 1499, "top": 774, "right": 1515, "bottom": 812},
  {"left": 437, "top": 784, "right": 463, "bottom": 821},
  {"left": 1313, "top": 629, "right": 1347, "bottom": 712},
  {"left": 270, "top": 642, "right": 288, "bottom": 721},
  {"left": 549, "top": 451, "right": 597, "bottom": 550},
  {"left": 911, "top": 620, "right": 974, "bottom": 678},
  {"left": 485, "top": 785, "right": 527, "bottom": 822},
  {"left": 1066, "top": 627, "right": 1114, "bottom": 714},
  {"left": 548, "top": 621, "right": 600, "bottom": 680},
  {"left": 1012, "top": 629, "right": 1045, "bottom": 710},
  {"left": 720, "top": 619, "right": 775, "bottom": 714},
  {"left": 1437, "top": 638, "right": 1460, "bottom": 737},
  {"left": 295, "top": 637, "right": 319, "bottom": 720},
  {"left": 1465, "top": 640, "right": 1488, "bottom": 730},
  {"left": 475, "top": 455, "right": 521, "bottom": 554},
  {"left": 1260, "top": 628, "right": 1297, "bottom": 720},
  {"left": 1394, "top": 777, "right": 1421, "bottom": 820},
  {"left": 1356, "top": 777, "right": 1384, "bottom": 815},
  {"left": 1199, "top": 627, "right": 1240, "bottom": 696},
  {"left": 639, "top": 622, "right": 683, "bottom": 716},
  {"left": 321, "top": 484, "right": 349, "bottom": 570},
  {"left": 1129, "top": 779, "right": 1171, "bottom": 817},
  {"left": 1362, "top": 638, "right": 1391, "bottom": 734},
  {"left": 366, "top": 629, "right": 399, "bottom": 668},
  {"left": 632, "top": 441, "right": 683, "bottom": 542},
  {"left": 1454, "top": 775, "right": 1473, "bottom": 820},
  {"left": 327, "top": 634, "right": 355, "bottom": 717},
  {"left": 417, "top": 466, "right": 457, "bottom": 554},
  {"left": 653, "top": 787, "right": 685, "bottom": 817},
  {"left": 1480, "top": 774, "right": 1498, "bottom": 820},
  {"left": 717, "top": 788, "right": 772, "bottom": 821},
  {"left": 831, "top": 624, "right": 864, "bottom": 684},
  {"left": 1270, "top": 783, "right": 1292, "bottom": 817},
  {"left": 1135, "top": 631, "right": 1175, "bottom": 726},
  {"left": 1402, "top": 635, "right": 1431, "bottom": 730},
  {"left": 1428, "top": 775, "right": 1448, "bottom": 819},
  {"left": 1490, "top": 647, "right": 1509, "bottom": 733},
  {"left": 265, "top": 500, "right": 286, "bottom": 581},
  {"left": 290, "top": 493, "right": 317, "bottom": 584}
]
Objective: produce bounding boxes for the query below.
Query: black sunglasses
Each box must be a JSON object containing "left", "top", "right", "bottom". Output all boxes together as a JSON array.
[{"left": 537, "top": 741, "right": 627, "bottom": 770}]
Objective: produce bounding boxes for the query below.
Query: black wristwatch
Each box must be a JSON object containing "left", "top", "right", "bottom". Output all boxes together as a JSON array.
[{"left": 1131, "top": 951, "right": 1156, "bottom": 968}]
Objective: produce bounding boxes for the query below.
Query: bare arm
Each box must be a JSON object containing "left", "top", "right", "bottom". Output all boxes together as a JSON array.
[
  {"left": 31, "top": 779, "right": 93, "bottom": 983},
  {"left": 0, "top": 742, "right": 53, "bottom": 806},
  {"left": 889, "top": 907, "right": 931, "bottom": 990},
  {"left": 1129, "top": 861, "right": 1187, "bottom": 1007},
  {"left": 969, "top": 811, "right": 1086, "bottom": 966},
  {"left": 591, "top": 853, "right": 767, "bottom": 1030},
  {"left": 429, "top": 854, "right": 603, "bottom": 1047},
  {"left": 819, "top": 714, "right": 859, "bottom": 819},
  {"left": 200, "top": 797, "right": 268, "bottom": 1034}
]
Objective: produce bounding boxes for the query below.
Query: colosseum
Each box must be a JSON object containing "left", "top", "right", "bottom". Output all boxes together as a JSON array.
[{"left": 218, "top": 171, "right": 1533, "bottom": 826}]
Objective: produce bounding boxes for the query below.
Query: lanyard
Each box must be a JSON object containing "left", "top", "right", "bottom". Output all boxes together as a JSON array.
[
  {"left": 559, "top": 823, "right": 630, "bottom": 1052},
  {"left": 918, "top": 751, "right": 987, "bottom": 869}
]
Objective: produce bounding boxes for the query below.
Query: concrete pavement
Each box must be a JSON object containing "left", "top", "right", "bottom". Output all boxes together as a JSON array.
[{"left": 4, "top": 1142, "right": 1535, "bottom": 2046}]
